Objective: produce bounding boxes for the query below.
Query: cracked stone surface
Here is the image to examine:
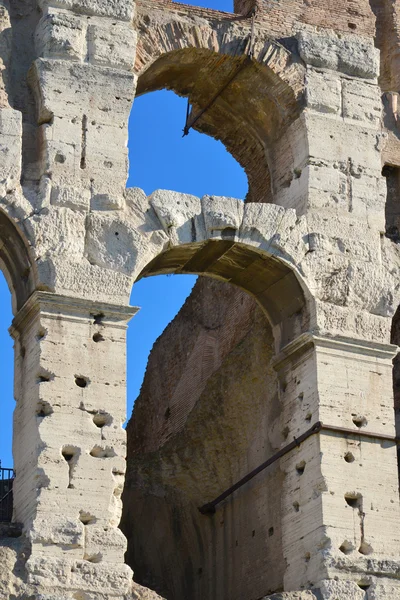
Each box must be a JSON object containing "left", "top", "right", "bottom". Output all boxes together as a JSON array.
[{"left": 1, "top": 0, "right": 400, "bottom": 598}]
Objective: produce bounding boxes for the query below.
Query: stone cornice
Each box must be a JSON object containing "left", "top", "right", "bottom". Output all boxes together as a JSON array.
[{"left": 10, "top": 291, "right": 138, "bottom": 336}]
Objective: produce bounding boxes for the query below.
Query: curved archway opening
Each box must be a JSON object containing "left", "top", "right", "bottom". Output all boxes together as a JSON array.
[
  {"left": 121, "top": 236, "right": 310, "bottom": 599},
  {"left": 0, "top": 208, "right": 36, "bottom": 314},
  {"left": 0, "top": 210, "right": 35, "bottom": 523},
  {"left": 134, "top": 43, "right": 303, "bottom": 204},
  {"left": 128, "top": 89, "right": 248, "bottom": 198},
  {"left": 0, "top": 272, "right": 14, "bottom": 471},
  {"left": 138, "top": 241, "right": 308, "bottom": 349}
]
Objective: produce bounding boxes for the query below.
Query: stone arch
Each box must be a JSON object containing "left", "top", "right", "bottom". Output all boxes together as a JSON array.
[
  {"left": 133, "top": 8, "right": 305, "bottom": 203},
  {"left": 0, "top": 208, "right": 36, "bottom": 313},
  {"left": 86, "top": 188, "right": 313, "bottom": 350}
]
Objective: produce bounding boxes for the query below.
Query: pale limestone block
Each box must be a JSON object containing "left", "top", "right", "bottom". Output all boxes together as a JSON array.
[
  {"left": 125, "top": 187, "right": 169, "bottom": 239},
  {"left": 30, "top": 59, "right": 135, "bottom": 124},
  {"left": 0, "top": 3, "right": 11, "bottom": 109},
  {"left": 0, "top": 109, "right": 22, "bottom": 195},
  {"left": 88, "top": 20, "right": 137, "bottom": 70},
  {"left": 201, "top": 194, "right": 244, "bottom": 238},
  {"left": 36, "top": 11, "right": 87, "bottom": 61},
  {"left": 39, "top": 122, "right": 81, "bottom": 180},
  {"left": 84, "top": 212, "right": 145, "bottom": 276},
  {"left": 314, "top": 301, "right": 391, "bottom": 344},
  {"left": 150, "top": 189, "right": 206, "bottom": 244},
  {"left": 305, "top": 113, "right": 381, "bottom": 169},
  {"left": 51, "top": 184, "right": 91, "bottom": 211},
  {"left": 132, "top": 583, "right": 167, "bottom": 599},
  {"left": 264, "top": 593, "right": 316, "bottom": 600},
  {"left": 84, "top": 525, "right": 127, "bottom": 562},
  {"left": 315, "top": 580, "right": 365, "bottom": 599},
  {"left": 306, "top": 69, "right": 341, "bottom": 114},
  {"left": 24, "top": 208, "right": 86, "bottom": 261},
  {"left": 38, "top": 0, "right": 135, "bottom": 21},
  {"left": 367, "top": 578, "right": 400, "bottom": 599},
  {"left": 297, "top": 29, "right": 379, "bottom": 79},
  {"left": 347, "top": 261, "right": 397, "bottom": 316},
  {"left": 38, "top": 256, "right": 133, "bottom": 304},
  {"left": 342, "top": 79, "right": 382, "bottom": 125},
  {"left": 26, "top": 555, "right": 72, "bottom": 587},
  {"left": 239, "top": 202, "right": 287, "bottom": 247},
  {"left": 68, "top": 561, "right": 132, "bottom": 592},
  {"left": 30, "top": 515, "right": 84, "bottom": 549}
]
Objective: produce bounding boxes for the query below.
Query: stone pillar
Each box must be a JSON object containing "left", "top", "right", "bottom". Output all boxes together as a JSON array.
[
  {"left": 274, "top": 333, "right": 400, "bottom": 597},
  {"left": 10, "top": 292, "right": 136, "bottom": 598},
  {"left": 30, "top": 0, "right": 137, "bottom": 212}
]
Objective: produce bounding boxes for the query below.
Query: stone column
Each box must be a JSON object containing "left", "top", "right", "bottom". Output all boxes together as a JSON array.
[
  {"left": 10, "top": 292, "right": 136, "bottom": 598},
  {"left": 274, "top": 333, "right": 400, "bottom": 597}
]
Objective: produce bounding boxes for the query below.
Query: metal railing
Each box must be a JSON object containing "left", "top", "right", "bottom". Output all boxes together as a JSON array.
[{"left": 0, "top": 463, "right": 15, "bottom": 523}]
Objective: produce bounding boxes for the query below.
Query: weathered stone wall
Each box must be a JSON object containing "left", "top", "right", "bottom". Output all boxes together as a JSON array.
[
  {"left": 1, "top": 0, "right": 400, "bottom": 597},
  {"left": 122, "top": 278, "right": 286, "bottom": 600}
]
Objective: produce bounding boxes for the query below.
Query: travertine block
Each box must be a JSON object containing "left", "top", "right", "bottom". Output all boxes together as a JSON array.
[
  {"left": 297, "top": 30, "right": 379, "bottom": 79},
  {"left": 342, "top": 79, "right": 382, "bottom": 125},
  {"left": 39, "top": 0, "right": 135, "bottom": 21},
  {"left": 88, "top": 21, "right": 137, "bottom": 70},
  {"left": 306, "top": 69, "right": 341, "bottom": 114},
  {"left": 35, "top": 11, "right": 87, "bottom": 61}
]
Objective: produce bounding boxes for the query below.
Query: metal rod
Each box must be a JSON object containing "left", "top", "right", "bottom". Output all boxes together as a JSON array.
[
  {"left": 199, "top": 422, "right": 322, "bottom": 514},
  {"left": 198, "top": 422, "right": 399, "bottom": 515},
  {"left": 183, "top": 57, "right": 251, "bottom": 137}
]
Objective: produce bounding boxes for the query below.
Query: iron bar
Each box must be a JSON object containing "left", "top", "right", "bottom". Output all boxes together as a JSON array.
[
  {"left": 182, "top": 7, "right": 257, "bottom": 137},
  {"left": 198, "top": 422, "right": 399, "bottom": 515},
  {"left": 182, "top": 57, "right": 251, "bottom": 137}
]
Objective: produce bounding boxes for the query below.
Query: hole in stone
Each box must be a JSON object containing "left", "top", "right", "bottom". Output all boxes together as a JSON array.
[
  {"left": 36, "top": 328, "right": 47, "bottom": 342},
  {"left": 344, "top": 492, "right": 362, "bottom": 509},
  {"left": 339, "top": 540, "right": 354, "bottom": 555},
  {"left": 62, "top": 447, "right": 76, "bottom": 462},
  {"left": 304, "top": 552, "right": 311, "bottom": 562},
  {"left": 90, "top": 445, "right": 117, "bottom": 458},
  {"left": 20, "top": 346, "right": 26, "bottom": 358},
  {"left": 92, "top": 332, "right": 105, "bottom": 343},
  {"left": 358, "top": 541, "right": 373, "bottom": 555},
  {"left": 93, "top": 412, "right": 112, "bottom": 428},
  {"left": 348, "top": 22, "right": 357, "bottom": 29},
  {"left": 92, "top": 313, "right": 104, "bottom": 325},
  {"left": 296, "top": 461, "right": 306, "bottom": 475},
  {"left": 37, "top": 372, "right": 51, "bottom": 383},
  {"left": 293, "top": 501, "right": 300, "bottom": 512},
  {"left": 68, "top": 483, "right": 75, "bottom": 489},
  {"left": 344, "top": 451, "right": 355, "bottom": 463},
  {"left": 84, "top": 553, "right": 102, "bottom": 563},
  {"left": 268, "top": 527, "right": 274, "bottom": 537},
  {"left": 352, "top": 415, "right": 367, "bottom": 428},
  {"left": 252, "top": 530, "right": 255, "bottom": 537},
  {"left": 282, "top": 426, "right": 290, "bottom": 439},
  {"left": 79, "top": 511, "right": 96, "bottom": 525},
  {"left": 297, "top": 392, "right": 304, "bottom": 402},
  {"left": 358, "top": 580, "right": 371, "bottom": 591},
  {"left": 75, "top": 376, "right": 89, "bottom": 388},
  {"left": 36, "top": 400, "right": 54, "bottom": 418},
  {"left": 164, "top": 407, "right": 171, "bottom": 420},
  {"left": 305, "top": 412, "right": 312, "bottom": 422},
  {"left": 221, "top": 227, "right": 236, "bottom": 240},
  {"left": 55, "top": 152, "right": 66, "bottom": 164}
]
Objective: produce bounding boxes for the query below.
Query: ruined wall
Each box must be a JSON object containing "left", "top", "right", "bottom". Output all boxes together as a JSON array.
[
  {"left": 1, "top": 0, "right": 400, "bottom": 598},
  {"left": 122, "top": 278, "right": 286, "bottom": 600}
]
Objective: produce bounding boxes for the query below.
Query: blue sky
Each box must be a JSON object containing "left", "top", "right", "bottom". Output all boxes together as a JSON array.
[{"left": 0, "top": 0, "right": 247, "bottom": 468}]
